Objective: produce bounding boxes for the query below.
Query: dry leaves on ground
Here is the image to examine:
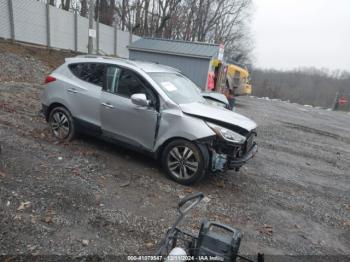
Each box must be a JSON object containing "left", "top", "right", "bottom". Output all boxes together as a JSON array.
[
  {"left": 17, "top": 201, "right": 31, "bottom": 211},
  {"left": 183, "top": 187, "right": 193, "bottom": 193},
  {"left": 120, "top": 181, "right": 130, "bottom": 187},
  {"left": 145, "top": 242, "right": 154, "bottom": 249},
  {"left": 41, "top": 209, "right": 56, "bottom": 224},
  {"left": 260, "top": 224, "right": 273, "bottom": 236},
  {"left": 81, "top": 239, "right": 89, "bottom": 246},
  {"left": 216, "top": 180, "right": 225, "bottom": 188}
]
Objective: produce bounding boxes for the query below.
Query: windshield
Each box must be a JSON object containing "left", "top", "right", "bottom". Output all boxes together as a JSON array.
[{"left": 149, "top": 72, "right": 206, "bottom": 104}]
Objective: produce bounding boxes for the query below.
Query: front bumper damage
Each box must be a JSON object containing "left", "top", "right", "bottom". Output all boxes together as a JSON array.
[
  {"left": 227, "top": 143, "right": 257, "bottom": 168},
  {"left": 200, "top": 133, "right": 258, "bottom": 172}
]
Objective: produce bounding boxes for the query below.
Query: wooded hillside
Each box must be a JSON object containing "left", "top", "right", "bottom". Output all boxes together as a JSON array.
[{"left": 251, "top": 68, "right": 350, "bottom": 109}]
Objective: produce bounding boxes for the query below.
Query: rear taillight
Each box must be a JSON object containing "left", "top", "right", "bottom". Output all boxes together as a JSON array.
[{"left": 44, "top": 75, "right": 56, "bottom": 84}]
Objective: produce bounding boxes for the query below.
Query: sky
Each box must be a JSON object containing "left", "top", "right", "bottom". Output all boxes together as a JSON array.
[{"left": 251, "top": 0, "right": 350, "bottom": 71}]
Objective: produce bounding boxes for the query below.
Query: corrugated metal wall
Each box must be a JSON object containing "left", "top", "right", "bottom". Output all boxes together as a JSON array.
[
  {"left": 99, "top": 23, "right": 114, "bottom": 55},
  {"left": 12, "top": 0, "right": 47, "bottom": 45},
  {"left": 50, "top": 6, "right": 75, "bottom": 50},
  {"left": 0, "top": 0, "right": 140, "bottom": 58},
  {"left": 117, "top": 30, "right": 132, "bottom": 58},
  {"left": 129, "top": 50, "right": 210, "bottom": 89},
  {"left": 0, "top": 0, "right": 11, "bottom": 39},
  {"left": 77, "top": 15, "right": 89, "bottom": 53}
]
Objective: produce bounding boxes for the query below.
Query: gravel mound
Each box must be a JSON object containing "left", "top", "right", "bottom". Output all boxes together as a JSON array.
[
  {"left": 0, "top": 52, "right": 50, "bottom": 83},
  {"left": 0, "top": 41, "right": 76, "bottom": 83}
]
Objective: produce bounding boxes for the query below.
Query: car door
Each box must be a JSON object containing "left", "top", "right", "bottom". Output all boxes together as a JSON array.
[
  {"left": 100, "top": 65, "right": 159, "bottom": 151},
  {"left": 67, "top": 63, "right": 105, "bottom": 129}
]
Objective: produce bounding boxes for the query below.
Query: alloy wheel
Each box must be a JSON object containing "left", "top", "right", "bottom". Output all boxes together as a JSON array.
[
  {"left": 50, "top": 111, "right": 70, "bottom": 140},
  {"left": 167, "top": 146, "right": 199, "bottom": 179}
]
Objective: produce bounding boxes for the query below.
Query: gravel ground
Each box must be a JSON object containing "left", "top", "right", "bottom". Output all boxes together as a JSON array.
[
  {"left": 0, "top": 44, "right": 350, "bottom": 261},
  {"left": 0, "top": 40, "right": 75, "bottom": 83}
]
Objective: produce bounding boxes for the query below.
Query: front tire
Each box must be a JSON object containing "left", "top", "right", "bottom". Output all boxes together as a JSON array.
[
  {"left": 48, "top": 106, "right": 75, "bottom": 141},
  {"left": 161, "top": 139, "right": 207, "bottom": 185}
]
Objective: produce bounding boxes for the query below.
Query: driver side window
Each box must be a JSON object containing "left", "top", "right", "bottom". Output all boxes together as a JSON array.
[
  {"left": 105, "top": 66, "right": 157, "bottom": 105},
  {"left": 117, "top": 69, "right": 149, "bottom": 98}
]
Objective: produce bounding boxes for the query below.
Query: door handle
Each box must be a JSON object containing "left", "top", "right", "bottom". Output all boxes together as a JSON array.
[
  {"left": 101, "top": 102, "right": 114, "bottom": 109},
  {"left": 67, "top": 88, "right": 78, "bottom": 94}
]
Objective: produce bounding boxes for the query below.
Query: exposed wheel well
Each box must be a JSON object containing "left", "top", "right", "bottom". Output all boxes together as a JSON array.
[
  {"left": 45, "top": 103, "right": 69, "bottom": 121},
  {"left": 159, "top": 137, "right": 211, "bottom": 184},
  {"left": 156, "top": 137, "right": 191, "bottom": 160},
  {"left": 156, "top": 137, "right": 210, "bottom": 168}
]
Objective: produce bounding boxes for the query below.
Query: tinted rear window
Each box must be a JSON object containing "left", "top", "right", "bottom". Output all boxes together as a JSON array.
[{"left": 69, "top": 63, "right": 105, "bottom": 87}]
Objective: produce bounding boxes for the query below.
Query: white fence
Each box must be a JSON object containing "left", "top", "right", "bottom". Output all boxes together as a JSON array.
[{"left": 0, "top": 0, "right": 140, "bottom": 58}]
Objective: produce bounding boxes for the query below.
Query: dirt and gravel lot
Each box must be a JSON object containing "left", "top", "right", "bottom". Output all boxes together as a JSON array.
[{"left": 0, "top": 42, "right": 349, "bottom": 261}]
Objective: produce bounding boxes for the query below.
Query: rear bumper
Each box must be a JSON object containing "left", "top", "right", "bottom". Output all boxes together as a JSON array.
[{"left": 228, "top": 143, "right": 258, "bottom": 168}]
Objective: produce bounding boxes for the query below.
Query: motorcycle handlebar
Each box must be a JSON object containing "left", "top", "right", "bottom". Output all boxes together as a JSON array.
[{"left": 178, "top": 192, "right": 204, "bottom": 214}]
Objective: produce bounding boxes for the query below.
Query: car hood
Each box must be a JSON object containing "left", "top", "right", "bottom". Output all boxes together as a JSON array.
[
  {"left": 180, "top": 102, "right": 257, "bottom": 132},
  {"left": 201, "top": 92, "right": 229, "bottom": 105}
]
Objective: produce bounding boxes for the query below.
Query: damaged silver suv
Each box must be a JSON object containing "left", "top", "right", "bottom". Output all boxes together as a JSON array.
[{"left": 41, "top": 56, "right": 257, "bottom": 185}]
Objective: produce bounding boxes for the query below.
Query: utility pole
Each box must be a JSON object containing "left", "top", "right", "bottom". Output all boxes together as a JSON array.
[
  {"left": 333, "top": 91, "right": 340, "bottom": 111},
  {"left": 88, "top": 0, "right": 94, "bottom": 54},
  {"left": 96, "top": 0, "right": 100, "bottom": 54}
]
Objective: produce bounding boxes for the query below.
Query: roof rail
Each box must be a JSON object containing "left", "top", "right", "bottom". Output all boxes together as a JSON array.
[
  {"left": 76, "top": 54, "right": 102, "bottom": 58},
  {"left": 67, "top": 54, "right": 130, "bottom": 60},
  {"left": 64, "top": 55, "right": 135, "bottom": 66}
]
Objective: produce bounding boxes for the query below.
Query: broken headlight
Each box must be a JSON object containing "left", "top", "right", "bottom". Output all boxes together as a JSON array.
[{"left": 206, "top": 122, "right": 246, "bottom": 144}]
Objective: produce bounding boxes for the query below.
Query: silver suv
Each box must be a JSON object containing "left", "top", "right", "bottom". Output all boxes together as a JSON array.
[{"left": 41, "top": 56, "right": 257, "bottom": 185}]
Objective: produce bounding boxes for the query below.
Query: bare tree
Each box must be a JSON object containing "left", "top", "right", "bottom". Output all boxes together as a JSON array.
[
  {"left": 95, "top": 0, "right": 115, "bottom": 25},
  {"left": 60, "top": 0, "right": 71, "bottom": 10},
  {"left": 80, "top": 0, "right": 88, "bottom": 17},
  {"left": 44, "top": 0, "right": 254, "bottom": 63}
]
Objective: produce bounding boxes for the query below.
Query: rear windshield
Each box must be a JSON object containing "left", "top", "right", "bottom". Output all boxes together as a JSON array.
[{"left": 149, "top": 72, "right": 206, "bottom": 104}]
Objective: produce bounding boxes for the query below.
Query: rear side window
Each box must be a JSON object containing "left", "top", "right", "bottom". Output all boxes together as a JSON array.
[{"left": 69, "top": 63, "right": 105, "bottom": 87}]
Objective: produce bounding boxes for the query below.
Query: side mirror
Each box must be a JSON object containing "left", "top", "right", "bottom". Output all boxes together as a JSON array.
[{"left": 131, "top": 93, "right": 150, "bottom": 107}]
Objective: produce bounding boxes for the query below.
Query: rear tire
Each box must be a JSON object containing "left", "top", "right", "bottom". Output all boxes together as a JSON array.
[
  {"left": 161, "top": 139, "right": 207, "bottom": 185},
  {"left": 48, "top": 106, "right": 75, "bottom": 142}
]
